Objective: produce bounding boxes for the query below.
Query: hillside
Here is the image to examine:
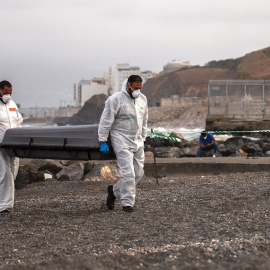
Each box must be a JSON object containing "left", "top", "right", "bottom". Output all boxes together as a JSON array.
[
  {"left": 68, "top": 94, "right": 106, "bottom": 125},
  {"left": 142, "top": 46, "right": 270, "bottom": 106},
  {"left": 67, "top": 47, "right": 270, "bottom": 128}
]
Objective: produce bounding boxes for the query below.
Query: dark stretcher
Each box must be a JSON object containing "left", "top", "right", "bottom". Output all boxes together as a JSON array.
[{"left": 0, "top": 124, "right": 115, "bottom": 160}]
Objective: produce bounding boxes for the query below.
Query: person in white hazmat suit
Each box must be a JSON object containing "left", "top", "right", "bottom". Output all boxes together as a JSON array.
[
  {"left": 98, "top": 75, "right": 148, "bottom": 213},
  {"left": 0, "top": 81, "right": 23, "bottom": 214}
]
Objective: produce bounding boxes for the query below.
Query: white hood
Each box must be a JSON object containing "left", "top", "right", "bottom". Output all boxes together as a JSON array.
[{"left": 121, "top": 79, "right": 128, "bottom": 93}]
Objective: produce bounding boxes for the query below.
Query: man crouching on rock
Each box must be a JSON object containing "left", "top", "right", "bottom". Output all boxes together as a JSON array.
[
  {"left": 197, "top": 131, "right": 218, "bottom": 157},
  {"left": 98, "top": 75, "right": 148, "bottom": 213}
]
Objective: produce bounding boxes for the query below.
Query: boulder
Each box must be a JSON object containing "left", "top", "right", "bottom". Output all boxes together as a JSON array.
[
  {"left": 254, "top": 152, "right": 264, "bottom": 157},
  {"left": 153, "top": 146, "right": 183, "bottom": 158},
  {"left": 179, "top": 147, "right": 197, "bottom": 157},
  {"left": 30, "top": 159, "right": 64, "bottom": 175},
  {"left": 56, "top": 163, "right": 84, "bottom": 181},
  {"left": 265, "top": 151, "right": 270, "bottom": 157},
  {"left": 145, "top": 151, "right": 154, "bottom": 158},
  {"left": 166, "top": 147, "right": 181, "bottom": 158},
  {"left": 84, "top": 164, "right": 120, "bottom": 181},
  {"left": 59, "top": 160, "right": 76, "bottom": 166},
  {"left": 15, "top": 167, "right": 45, "bottom": 189},
  {"left": 224, "top": 137, "right": 246, "bottom": 149},
  {"left": 219, "top": 137, "right": 260, "bottom": 156},
  {"left": 218, "top": 144, "right": 237, "bottom": 156},
  {"left": 262, "top": 142, "right": 270, "bottom": 153},
  {"left": 15, "top": 168, "right": 30, "bottom": 189},
  {"left": 22, "top": 163, "right": 38, "bottom": 172},
  {"left": 84, "top": 161, "right": 94, "bottom": 175},
  {"left": 145, "top": 137, "right": 162, "bottom": 147},
  {"left": 241, "top": 142, "right": 262, "bottom": 154},
  {"left": 28, "top": 171, "right": 46, "bottom": 183},
  {"left": 154, "top": 147, "right": 170, "bottom": 158},
  {"left": 170, "top": 133, "right": 189, "bottom": 145}
]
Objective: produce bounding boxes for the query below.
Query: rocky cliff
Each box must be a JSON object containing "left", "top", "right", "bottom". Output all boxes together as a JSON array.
[
  {"left": 142, "top": 46, "right": 270, "bottom": 106},
  {"left": 68, "top": 94, "right": 107, "bottom": 125}
]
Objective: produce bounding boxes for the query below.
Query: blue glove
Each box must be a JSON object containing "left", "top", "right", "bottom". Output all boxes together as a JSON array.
[{"left": 100, "top": 142, "right": 109, "bottom": 154}]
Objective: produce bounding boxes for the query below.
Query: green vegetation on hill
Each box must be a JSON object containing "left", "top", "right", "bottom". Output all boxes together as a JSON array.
[{"left": 205, "top": 57, "right": 242, "bottom": 69}]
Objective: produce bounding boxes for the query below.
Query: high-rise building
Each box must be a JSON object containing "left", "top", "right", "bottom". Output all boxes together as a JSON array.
[
  {"left": 105, "top": 66, "right": 115, "bottom": 95},
  {"left": 74, "top": 79, "right": 108, "bottom": 107},
  {"left": 114, "top": 63, "right": 141, "bottom": 92}
]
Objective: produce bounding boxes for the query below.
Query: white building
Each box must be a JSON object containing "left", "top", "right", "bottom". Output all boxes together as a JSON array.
[
  {"left": 163, "top": 59, "right": 193, "bottom": 73},
  {"left": 74, "top": 79, "right": 108, "bottom": 107},
  {"left": 104, "top": 66, "right": 115, "bottom": 95},
  {"left": 115, "top": 63, "right": 141, "bottom": 92}
]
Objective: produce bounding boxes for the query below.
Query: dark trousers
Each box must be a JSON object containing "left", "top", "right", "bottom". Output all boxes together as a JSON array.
[{"left": 196, "top": 143, "right": 218, "bottom": 157}]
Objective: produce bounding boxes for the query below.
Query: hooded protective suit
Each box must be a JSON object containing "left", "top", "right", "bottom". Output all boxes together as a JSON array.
[
  {"left": 98, "top": 79, "right": 148, "bottom": 207},
  {"left": 0, "top": 99, "right": 23, "bottom": 212}
]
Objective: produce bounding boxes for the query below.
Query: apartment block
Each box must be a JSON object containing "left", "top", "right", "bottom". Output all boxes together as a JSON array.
[{"left": 74, "top": 79, "right": 108, "bottom": 107}]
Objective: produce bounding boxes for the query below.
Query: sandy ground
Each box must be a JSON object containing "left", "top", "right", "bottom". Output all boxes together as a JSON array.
[{"left": 0, "top": 171, "right": 270, "bottom": 270}]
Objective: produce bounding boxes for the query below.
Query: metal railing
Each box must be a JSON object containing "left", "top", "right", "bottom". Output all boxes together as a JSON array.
[{"left": 208, "top": 80, "right": 270, "bottom": 116}]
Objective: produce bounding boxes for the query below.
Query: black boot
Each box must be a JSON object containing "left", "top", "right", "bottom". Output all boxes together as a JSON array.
[
  {"left": 106, "top": 185, "right": 116, "bottom": 210},
  {"left": 122, "top": 206, "right": 134, "bottom": 212},
  {"left": 0, "top": 210, "right": 10, "bottom": 214}
]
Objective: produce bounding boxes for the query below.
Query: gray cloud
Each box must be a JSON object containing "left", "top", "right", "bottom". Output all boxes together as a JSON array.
[{"left": 1, "top": 0, "right": 270, "bottom": 107}]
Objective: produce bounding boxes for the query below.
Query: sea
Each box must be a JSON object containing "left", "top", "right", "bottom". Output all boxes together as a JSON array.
[{"left": 147, "top": 127, "right": 233, "bottom": 141}]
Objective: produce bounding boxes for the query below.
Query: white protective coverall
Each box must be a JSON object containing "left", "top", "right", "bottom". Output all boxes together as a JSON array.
[
  {"left": 98, "top": 80, "right": 148, "bottom": 207},
  {"left": 0, "top": 99, "right": 23, "bottom": 212}
]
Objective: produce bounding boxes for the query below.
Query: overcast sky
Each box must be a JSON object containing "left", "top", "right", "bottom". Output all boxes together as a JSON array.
[{"left": 1, "top": 0, "right": 270, "bottom": 108}]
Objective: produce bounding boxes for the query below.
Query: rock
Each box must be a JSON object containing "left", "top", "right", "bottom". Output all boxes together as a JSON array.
[
  {"left": 238, "top": 149, "right": 248, "bottom": 157},
  {"left": 229, "top": 152, "right": 244, "bottom": 157},
  {"left": 84, "top": 162, "right": 94, "bottom": 175},
  {"left": 218, "top": 144, "right": 236, "bottom": 156},
  {"left": 145, "top": 151, "right": 154, "bottom": 158},
  {"left": 22, "top": 163, "right": 38, "bottom": 172},
  {"left": 262, "top": 142, "right": 270, "bottom": 153},
  {"left": 69, "top": 94, "right": 107, "bottom": 125},
  {"left": 153, "top": 146, "right": 183, "bottom": 158},
  {"left": 15, "top": 167, "right": 45, "bottom": 189},
  {"left": 56, "top": 163, "right": 84, "bottom": 181},
  {"left": 166, "top": 147, "right": 180, "bottom": 158},
  {"left": 84, "top": 164, "right": 119, "bottom": 181},
  {"left": 241, "top": 142, "right": 262, "bottom": 154},
  {"left": 15, "top": 167, "right": 29, "bottom": 189},
  {"left": 30, "top": 159, "right": 64, "bottom": 175},
  {"left": 154, "top": 147, "right": 167, "bottom": 158},
  {"left": 44, "top": 173, "right": 53, "bottom": 179},
  {"left": 188, "top": 139, "right": 200, "bottom": 147},
  {"left": 179, "top": 147, "right": 196, "bottom": 157},
  {"left": 28, "top": 171, "right": 45, "bottom": 183},
  {"left": 170, "top": 133, "right": 189, "bottom": 144},
  {"left": 219, "top": 137, "right": 256, "bottom": 156},
  {"left": 59, "top": 160, "right": 75, "bottom": 166},
  {"left": 224, "top": 136, "right": 245, "bottom": 149},
  {"left": 145, "top": 137, "right": 162, "bottom": 147},
  {"left": 254, "top": 152, "right": 264, "bottom": 157},
  {"left": 265, "top": 150, "right": 270, "bottom": 157}
]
